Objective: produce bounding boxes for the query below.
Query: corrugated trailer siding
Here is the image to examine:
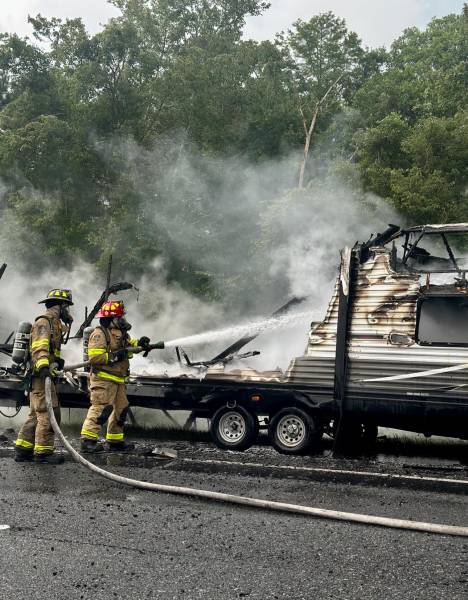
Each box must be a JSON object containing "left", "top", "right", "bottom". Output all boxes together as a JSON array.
[
  {"left": 349, "top": 249, "right": 468, "bottom": 395},
  {"left": 286, "top": 357, "right": 336, "bottom": 386},
  {"left": 286, "top": 247, "right": 468, "bottom": 393}
]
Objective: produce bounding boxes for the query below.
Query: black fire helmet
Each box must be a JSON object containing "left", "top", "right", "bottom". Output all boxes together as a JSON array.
[{"left": 38, "top": 289, "right": 74, "bottom": 305}]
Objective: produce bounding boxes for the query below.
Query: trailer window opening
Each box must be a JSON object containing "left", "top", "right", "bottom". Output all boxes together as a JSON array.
[
  {"left": 417, "top": 297, "right": 468, "bottom": 346},
  {"left": 399, "top": 231, "right": 468, "bottom": 274}
]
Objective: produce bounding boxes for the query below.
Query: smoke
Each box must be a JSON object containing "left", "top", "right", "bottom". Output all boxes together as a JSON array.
[
  {"left": 0, "top": 258, "right": 227, "bottom": 367},
  {"left": 0, "top": 131, "right": 400, "bottom": 379},
  {"left": 94, "top": 134, "right": 398, "bottom": 370},
  {"left": 0, "top": 128, "right": 405, "bottom": 433}
]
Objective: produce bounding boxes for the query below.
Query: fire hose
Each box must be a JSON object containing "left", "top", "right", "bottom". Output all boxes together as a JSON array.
[{"left": 44, "top": 378, "right": 468, "bottom": 537}]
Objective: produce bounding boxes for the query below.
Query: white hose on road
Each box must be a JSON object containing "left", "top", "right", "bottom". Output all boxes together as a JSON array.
[{"left": 45, "top": 378, "right": 468, "bottom": 538}]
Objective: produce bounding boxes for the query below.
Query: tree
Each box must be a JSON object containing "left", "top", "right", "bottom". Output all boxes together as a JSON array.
[
  {"left": 354, "top": 13, "right": 466, "bottom": 124},
  {"left": 0, "top": 3, "right": 465, "bottom": 295},
  {"left": 356, "top": 111, "right": 468, "bottom": 224},
  {"left": 280, "top": 12, "right": 365, "bottom": 187},
  {"left": 353, "top": 9, "right": 467, "bottom": 226}
]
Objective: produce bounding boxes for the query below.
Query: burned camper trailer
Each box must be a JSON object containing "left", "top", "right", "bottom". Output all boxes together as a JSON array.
[
  {"left": 286, "top": 224, "right": 468, "bottom": 444},
  {"left": 198, "top": 223, "right": 468, "bottom": 451},
  {"left": 1, "top": 224, "right": 468, "bottom": 454}
]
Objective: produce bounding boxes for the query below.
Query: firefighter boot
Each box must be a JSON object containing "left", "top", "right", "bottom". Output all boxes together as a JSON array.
[
  {"left": 34, "top": 453, "right": 65, "bottom": 465},
  {"left": 14, "top": 447, "right": 34, "bottom": 463},
  {"left": 80, "top": 438, "right": 104, "bottom": 454},
  {"left": 105, "top": 441, "right": 135, "bottom": 453}
]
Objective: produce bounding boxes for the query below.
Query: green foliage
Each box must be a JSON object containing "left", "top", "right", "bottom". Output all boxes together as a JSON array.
[
  {"left": 354, "top": 14, "right": 466, "bottom": 123},
  {"left": 285, "top": 12, "right": 365, "bottom": 107},
  {"left": 0, "top": 3, "right": 465, "bottom": 302},
  {"left": 356, "top": 110, "right": 468, "bottom": 223},
  {"left": 352, "top": 9, "right": 467, "bottom": 226}
]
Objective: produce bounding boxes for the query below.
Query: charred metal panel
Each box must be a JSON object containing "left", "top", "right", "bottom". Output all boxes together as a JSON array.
[
  {"left": 333, "top": 247, "right": 355, "bottom": 415},
  {"left": 286, "top": 245, "right": 468, "bottom": 417},
  {"left": 204, "top": 366, "right": 284, "bottom": 383}
]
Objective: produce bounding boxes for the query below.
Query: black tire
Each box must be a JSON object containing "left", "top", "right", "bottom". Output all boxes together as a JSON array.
[
  {"left": 210, "top": 405, "right": 259, "bottom": 451},
  {"left": 268, "top": 408, "right": 319, "bottom": 455}
]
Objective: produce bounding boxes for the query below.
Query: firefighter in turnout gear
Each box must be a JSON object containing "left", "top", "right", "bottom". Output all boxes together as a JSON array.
[
  {"left": 80, "top": 300, "right": 150, "bottom": 453},
  {"left": 14, "top": 289, "right": 74, "bottom": 464}
]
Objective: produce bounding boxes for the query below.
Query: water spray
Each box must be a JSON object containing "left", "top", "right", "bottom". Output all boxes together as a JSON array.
[{"left": 164, "top": 311, "right": 313, "bottom": 348}]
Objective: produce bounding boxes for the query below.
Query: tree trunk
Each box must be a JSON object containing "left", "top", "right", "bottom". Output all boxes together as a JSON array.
[
  {"left": 298, "top": 105, "right": 319, "bottom": 189},
  {"left": 297, "top": 74, "right": 344, "bottom": 189}
]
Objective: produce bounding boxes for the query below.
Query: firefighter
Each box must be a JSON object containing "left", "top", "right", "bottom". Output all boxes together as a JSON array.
[
  {"left": 14, "top": 289, "right": 74, "bottom": 464},
  {"left": 80, "top": 300, "right": 150, "bottom": 453}
]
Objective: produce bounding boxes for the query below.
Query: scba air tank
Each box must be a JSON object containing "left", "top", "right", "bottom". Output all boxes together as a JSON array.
[
  {"left": 12, "top": 321, "right": 32, "bottom": 365},
  {"left": 83, "top": 326, "right": 95, "bottom": 363}
]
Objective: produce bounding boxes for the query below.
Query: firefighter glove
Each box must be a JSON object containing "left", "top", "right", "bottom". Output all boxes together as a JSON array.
[
  {"left": 39, "top": 366, "right": 52, "bottom": 381},
  {"left": 138, "top": 336, "right": 150, "bottom": 350},
  {"left": 109, "top": 349, "right": 127, "bottom": 363},
  {"left": 56, "top": 358, "right": 65, "bottom": 371}
]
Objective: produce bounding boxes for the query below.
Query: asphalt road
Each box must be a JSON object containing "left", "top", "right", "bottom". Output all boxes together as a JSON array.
[{"left": 0, "top": 441, "right": 467, "bottom": 600}]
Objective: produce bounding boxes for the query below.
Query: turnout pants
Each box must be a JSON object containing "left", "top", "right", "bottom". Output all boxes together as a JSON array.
[
  {"left": 81, "top": 375, "right": 129, "bottom": 444},
  {"left": 15, "top": 377, "right": 61, "bottom": 455}
]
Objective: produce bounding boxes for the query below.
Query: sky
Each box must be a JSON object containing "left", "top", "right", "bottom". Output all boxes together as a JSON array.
[{"left": 0, "top": 0, "right": 464, "bottom": 48}]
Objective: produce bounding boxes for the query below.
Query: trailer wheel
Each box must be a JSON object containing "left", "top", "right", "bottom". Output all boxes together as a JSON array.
[
  {"left": 269, "top": 408, "right": 319, "bottom": 455},
  {"left": 210, "top": 406, "right": 258, "bottom": 451}
]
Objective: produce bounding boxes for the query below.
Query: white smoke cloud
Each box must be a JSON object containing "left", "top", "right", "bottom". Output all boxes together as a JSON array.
[
  {"left": 88, "top": 133, "right": 401, "bottom": 372},
  {"left": 0, "top": 133, "right": 405, "bottom": 433},
  {"left": 0, "top": 256, "right": 226, "bottom": 367},
  {"left": 0, "top": 130, "right": 401, "bottom": 380}
]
